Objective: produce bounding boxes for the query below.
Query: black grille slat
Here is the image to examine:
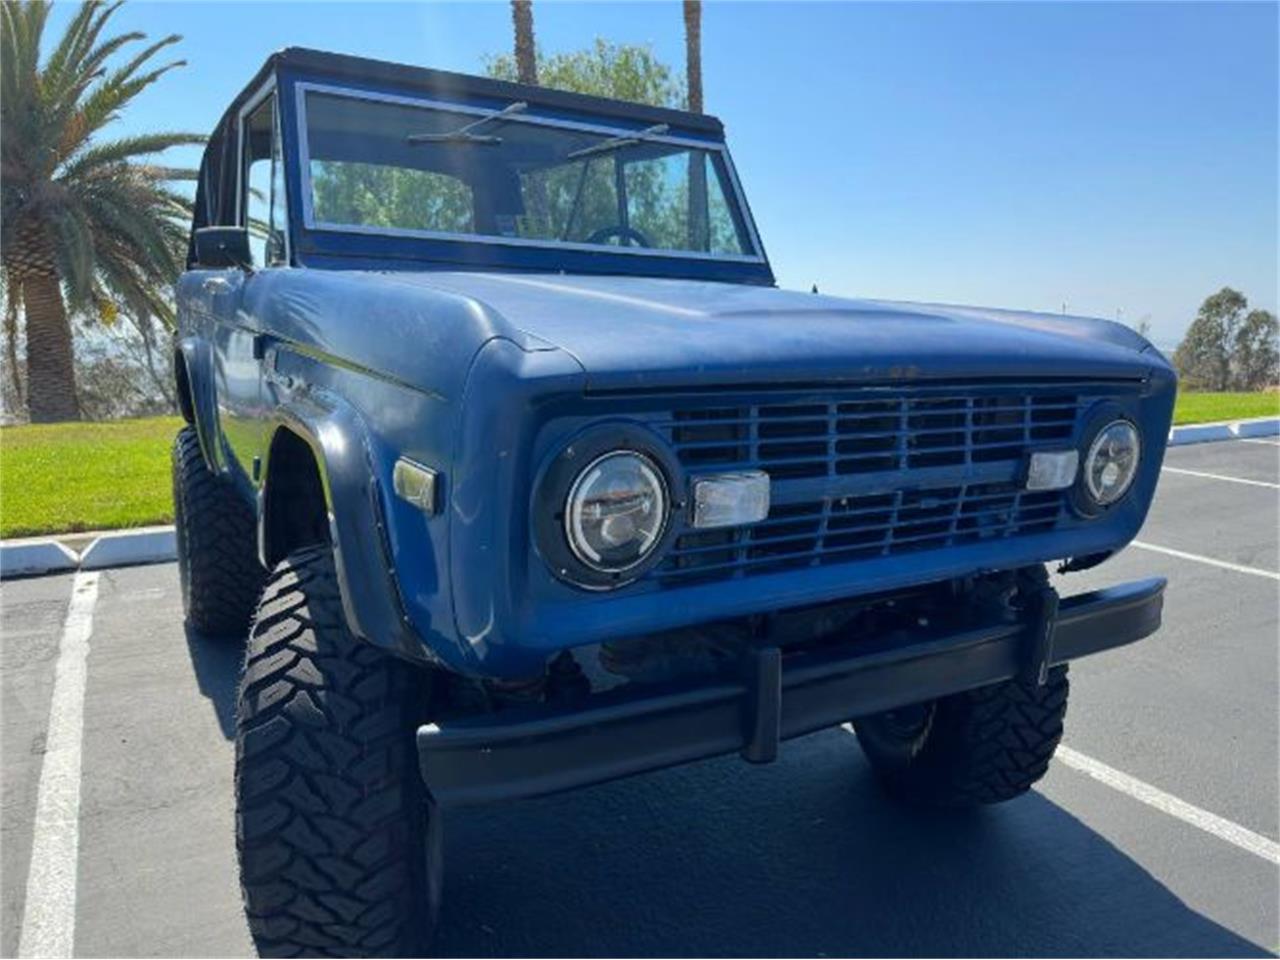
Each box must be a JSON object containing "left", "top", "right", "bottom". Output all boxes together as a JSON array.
[{"left": 666, "top": 391, "right": 1087, "bottom": 477}]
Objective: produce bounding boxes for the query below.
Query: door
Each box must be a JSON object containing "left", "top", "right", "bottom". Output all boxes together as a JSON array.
[{"left": 212, "top": 87, "right": 288, "bottom": 489}]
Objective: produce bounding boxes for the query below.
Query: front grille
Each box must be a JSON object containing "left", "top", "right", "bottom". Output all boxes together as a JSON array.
[
  {"left": 651, "top": 385, "right": 1103, "bottom": 584},
  {"left": 664, "top": 391, "right": 1078, "bottom": 478},
  {"left": 658, "top": 482, "right": 1064, "bottom": 582}
]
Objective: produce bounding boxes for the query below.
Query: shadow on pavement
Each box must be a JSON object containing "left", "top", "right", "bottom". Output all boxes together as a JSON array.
[
  {"left": 183, "top": 624, "right": 241, "bottom": 740},
  {"left": 435, "top": 730, "right": 1269, "bottom": 958},
  {"left": 176, "top": 636, "right": 1267, "bottom": 957}
]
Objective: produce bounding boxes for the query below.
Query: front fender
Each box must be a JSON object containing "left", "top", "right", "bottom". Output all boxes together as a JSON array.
[
  {"left": 264, "top": 391, "right": 440, "bottom": 666},
  {"left": 175, "top": 335, "right": 222, "bottom": 473}
]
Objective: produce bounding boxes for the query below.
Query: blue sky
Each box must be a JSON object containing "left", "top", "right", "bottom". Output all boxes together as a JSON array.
[{"left": 47, "top": 1, "right": 1278, "bottom": 346}]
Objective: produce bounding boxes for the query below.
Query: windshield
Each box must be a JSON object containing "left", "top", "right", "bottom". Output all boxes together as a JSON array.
[{"left": 300, "top": 89, "right": 758, "bottom": 259}]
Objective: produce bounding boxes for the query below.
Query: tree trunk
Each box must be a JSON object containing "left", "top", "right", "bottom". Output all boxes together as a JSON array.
[
  {"left": 684, "top": 0, "right": 703, "bottom": 113},
  {"left": 512, "top": 0, "right": 538, "bottom": 85},
  {"left": 23, "top": 269, "right": 81, "bottom": 422},
  {"left": 684, "top": 0, "right": 708, "bottom": 250},
  {"left": 4, "top": 289, "right": 24, "bottom": 406}
]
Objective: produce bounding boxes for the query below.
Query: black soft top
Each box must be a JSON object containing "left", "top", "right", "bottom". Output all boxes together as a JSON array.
[{"left": 217, "top": 46, "right": 725, "bottom": 140}]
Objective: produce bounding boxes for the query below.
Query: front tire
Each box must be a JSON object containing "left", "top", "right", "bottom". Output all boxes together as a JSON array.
[
  {"left": 235, "top": 544, "right": 439, "bottom": 958},
  {"left": 171, "top": 426, "right": 263, "bottom": 636},
  {"left": 853, "top": 665, "right": 1069, "bottom": 807}
]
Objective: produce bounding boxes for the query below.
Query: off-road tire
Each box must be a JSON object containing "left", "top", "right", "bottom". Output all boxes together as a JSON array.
[
  {"left": 172, "top": 426, "right": 263, "bottom": 636},
  {"left": 235, "top": 544, "right": 439, "bottom": 958},
  {"left": 853, "top": 665, "right": 1069, "bottom": 807}
]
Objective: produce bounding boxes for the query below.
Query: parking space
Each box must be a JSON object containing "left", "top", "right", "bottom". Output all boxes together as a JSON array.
[
  {"left": 1, "top": 439, "right": 1277, "bottom": 957},
  {"left": 1160, "top": 437, "right": 1280, "bottom": 486},
  {"left": 1136, "top": 448, "right": 1279, "bottom": 571}
]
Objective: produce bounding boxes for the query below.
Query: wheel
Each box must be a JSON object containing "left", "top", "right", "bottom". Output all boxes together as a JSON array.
[
  {"left": 852, "top": 665, "right": 1069, "bottom": 807},
  {"left": 235, "top": 544, "right": 440, "bottom": 958},
  {"left": 171, "top": 426, "right": 264, "bottom": 636}
]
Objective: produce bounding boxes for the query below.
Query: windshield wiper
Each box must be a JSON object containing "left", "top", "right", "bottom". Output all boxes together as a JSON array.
[
  {"left": 406, "top": 100, "right": 527, "bottom": 146},
  {"left": 565, "top": 123, "right": 670, "bottom": 161}
]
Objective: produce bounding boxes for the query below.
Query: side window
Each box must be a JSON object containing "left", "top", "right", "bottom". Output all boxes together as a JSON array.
[{"left": 241, "top": 93, "right": 287, "bottom": 267}]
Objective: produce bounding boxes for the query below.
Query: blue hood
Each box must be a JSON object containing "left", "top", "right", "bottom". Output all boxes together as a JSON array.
[{"left": 387, "top": 271, "right": 1165, "bottom": 390}]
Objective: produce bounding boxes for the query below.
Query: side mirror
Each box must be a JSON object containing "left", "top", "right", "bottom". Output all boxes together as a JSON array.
[{"left": 193, "top": 226, "right": 252, "bottom": 270}]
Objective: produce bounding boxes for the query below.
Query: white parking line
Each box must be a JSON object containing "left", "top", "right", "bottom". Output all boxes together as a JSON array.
[
  {"left": 1056, "top": 745, "right": 1280, "bottom": 865},
  {"left": 1129, "top": 540, "right": 1280, "bottom": 580},
  {"left": 1236, "top": 437, "right": 1280, "bottom": 447},
  {"left": 17, "top": 571, "right": 99, "bottom": 959},
  {"left": 1161, "top": 465, "right": 1279, "bottom": 489}
]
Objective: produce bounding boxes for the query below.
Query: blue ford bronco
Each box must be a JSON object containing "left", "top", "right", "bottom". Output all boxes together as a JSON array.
[{"left": 173, "top": 48, "right": 1175, "bottom": 956}]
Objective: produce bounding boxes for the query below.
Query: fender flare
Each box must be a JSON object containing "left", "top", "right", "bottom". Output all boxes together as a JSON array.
[
  {"left": 262, "top": 393, "right": 437, "bottom": 665},
  {"left": 175, "top": 336, "right": 222, "bottom": 473}
]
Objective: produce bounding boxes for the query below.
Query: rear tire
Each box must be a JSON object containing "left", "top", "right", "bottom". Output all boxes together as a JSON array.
[
  {"left": 853, "top": 665, "right": 1069, "bottom": 807},
  {"left": 171, "top": 426, "right": 263, "bottom": 636},
  {"left": 235, "top": 544, "right": 439, "bottom": 958}
]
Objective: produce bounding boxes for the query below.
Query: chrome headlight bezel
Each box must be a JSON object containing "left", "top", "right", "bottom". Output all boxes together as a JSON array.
[
  {"left": 563, "top": 449, "right": 669, "bottom": 574},
  {"left": 533, "top": 423, "right": 680, "bottom": 591},
  {"left": 1072, "top": 409, "right": 1142, "bottom": 517}
]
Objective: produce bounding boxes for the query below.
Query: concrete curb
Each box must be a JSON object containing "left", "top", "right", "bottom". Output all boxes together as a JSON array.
[
  {"left": 1167, "top": 416, "right": 1279, "bottom": 447},
  {"left": 79, "top": 527, "right": 177, "bottom": 571},
  {"left": 1, "top": 415, "right": 1276, "bottom": 579},
  {"left": 1, "top": 524, "right": 177, "bottom": 580},
  {"left": 0, "top": 540, "right": 81, "bottom": 579}
]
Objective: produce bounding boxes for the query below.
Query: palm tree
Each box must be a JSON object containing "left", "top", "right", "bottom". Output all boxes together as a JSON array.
[
  {"left": 1, "top": 0, "right": 202, "bottom": 422},
  {"left": 683, "top": 0, "right": 707, "bottom": 250},
  {"left": 511, "top": 0, "right": 537, "bottom": 85},
  {"left": 684, "top": 0, "right": 702, "bottom": 113}
]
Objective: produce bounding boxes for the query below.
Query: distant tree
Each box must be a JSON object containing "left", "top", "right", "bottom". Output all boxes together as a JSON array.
[
  {"left": 485, "top": 38, "right": 684, "bottom": 107},
  {"left": 72, "top": 318, "right": 175, "bottom": 419},
  {"left": 1173, "top": 287, "right": 1279, "bottom": 391},
  {"left": 1173, "top": 288, "right": 1247, "bottom": 390},
  {"left": 1, "top": 1, "right": 201, "bottom": 421},
  {"left": 510, "top": 0, "right": 537, "bottom": 85},
  {"left": 1234, "top": 308, "right": 1279, "bottom": 391}
]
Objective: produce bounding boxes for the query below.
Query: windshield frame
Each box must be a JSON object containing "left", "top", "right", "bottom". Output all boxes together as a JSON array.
[{"left": 293, "top": 81, "right": 767, "bottom": 265}]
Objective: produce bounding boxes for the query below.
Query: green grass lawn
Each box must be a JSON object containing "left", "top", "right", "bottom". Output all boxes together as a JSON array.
[
  {"left": 1173, "top": 391, "right": 1280, "bottom": 426},
  {"left": 1, "top": 416, "right": 182, "bottom": 538}
]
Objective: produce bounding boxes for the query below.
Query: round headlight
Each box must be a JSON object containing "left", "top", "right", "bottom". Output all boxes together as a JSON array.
[
  {"left": 1083, "top": 419, "right": 1141, "bottom": 506},
  {"left": 564, "top": 451, "right": 668, "bottom": 573}
]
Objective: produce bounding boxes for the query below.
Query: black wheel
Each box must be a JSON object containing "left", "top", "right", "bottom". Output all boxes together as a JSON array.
[
  {"left": 853, "top": 665, "right": 1069, "bottom": 807},
  {"left": 171, "top": 426, "right": 264, "bottom": 636},
  {"left": 236, "top": 544, "right": 440, "bottom": 958}
]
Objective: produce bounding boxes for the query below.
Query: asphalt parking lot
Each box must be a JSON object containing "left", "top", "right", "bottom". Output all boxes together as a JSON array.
[{"left": 2, "top": 438, "right": 1277, "bottom": 958}]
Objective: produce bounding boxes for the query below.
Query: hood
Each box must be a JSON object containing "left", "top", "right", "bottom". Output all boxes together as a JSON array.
[{"left": 382, "top": 271, "right": 1163, "bottom": 391}]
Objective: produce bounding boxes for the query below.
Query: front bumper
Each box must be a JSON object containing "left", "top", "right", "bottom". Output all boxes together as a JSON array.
[{"left": 417, "top": 577, "right": 1164, "bottom": 806}]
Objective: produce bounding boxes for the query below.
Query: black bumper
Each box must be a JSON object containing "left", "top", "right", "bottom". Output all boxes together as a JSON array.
[{"left": 418, "top": 578, "right": 1164, "bottom": 807}]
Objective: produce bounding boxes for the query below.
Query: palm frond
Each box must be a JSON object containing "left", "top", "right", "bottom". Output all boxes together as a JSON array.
[
  {"left": 50, "top": 195, "right": 98, "bottom": 307},
  {"left": 43, "top": 2, "right": 115, "bottom": 92},
  {"left": 64, "top": 35, "right": 184, "bottom": 155},
  {"left": 48, "top": 27, "right": 142, "bottom": 113},
  {"left": 59, "top": 131, "right": 204, "bottom": 179},
  {"left": 3, "top": 1, "right": 50, "bottom": 86}
]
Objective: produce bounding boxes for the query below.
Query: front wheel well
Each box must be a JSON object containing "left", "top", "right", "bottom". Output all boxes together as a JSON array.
[
  {"left": 262, "top": 428, "right": 330, "bottom": 567},
  {"left": 174, "top": 351, "right": 195, "bottom": 425}
]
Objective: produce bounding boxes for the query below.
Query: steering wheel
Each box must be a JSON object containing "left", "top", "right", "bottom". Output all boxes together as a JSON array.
[{"left": 585, "top": 224, "right": 652, "bottom": 248}]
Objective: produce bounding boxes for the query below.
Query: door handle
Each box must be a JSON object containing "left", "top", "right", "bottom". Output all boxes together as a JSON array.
[{"left": 201, "top": 276, "right": 232, "bottom": 294}]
